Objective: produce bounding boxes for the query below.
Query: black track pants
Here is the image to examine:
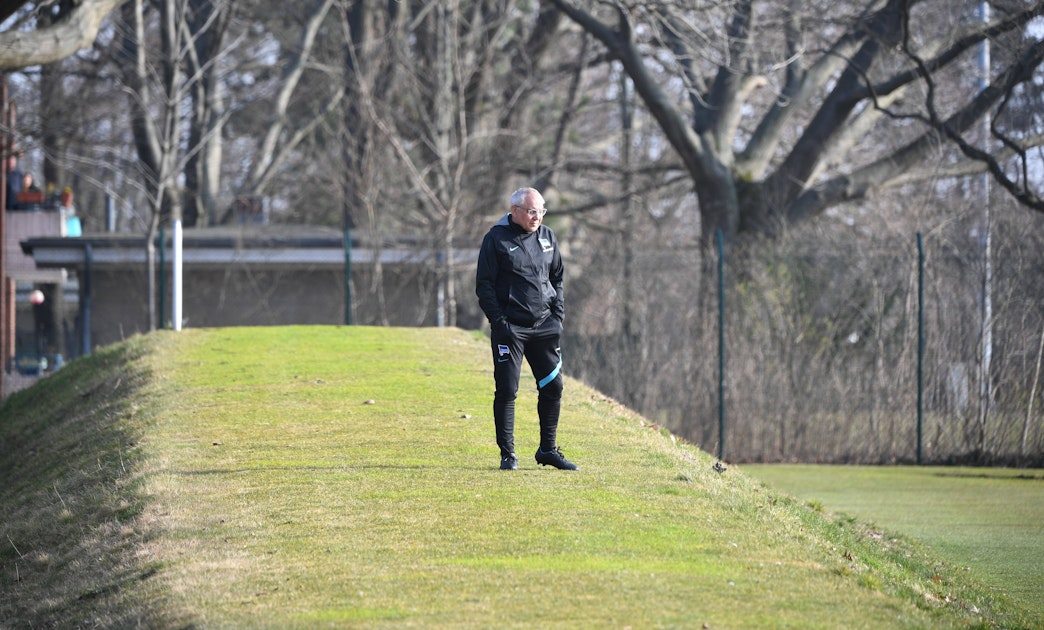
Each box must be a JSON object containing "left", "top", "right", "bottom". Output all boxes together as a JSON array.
[{"left": 490, "top": 317, "right": 564, "bottom": 459}]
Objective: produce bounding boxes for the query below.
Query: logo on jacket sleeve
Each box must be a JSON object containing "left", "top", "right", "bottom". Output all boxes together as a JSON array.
[{"left": 539, "top": 238, "right": 553, "bottom": 253}]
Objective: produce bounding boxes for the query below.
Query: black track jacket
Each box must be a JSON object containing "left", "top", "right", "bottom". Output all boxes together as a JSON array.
[{"left": 476, "top": 213, "right": 564, "bottom": 329}]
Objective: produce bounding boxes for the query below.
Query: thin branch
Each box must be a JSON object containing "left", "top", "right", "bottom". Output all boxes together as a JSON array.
[
  {"left": 549, "top": 172, "right": 691, "bottom": 217},
  {"left": 895, "top": 7, "right": 1044, "bottom": 212}
]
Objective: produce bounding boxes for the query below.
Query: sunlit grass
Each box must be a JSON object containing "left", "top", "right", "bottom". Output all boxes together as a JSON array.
[
  {"left": 745, "top": 463, "right": 1044, "bottom": 625},
  {"left": 0, "top": 326, "right": 1034, "bottom": 628}
]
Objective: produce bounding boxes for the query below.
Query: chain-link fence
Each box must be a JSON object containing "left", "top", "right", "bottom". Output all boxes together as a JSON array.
[{"left": 569, "top": 214, "right": 1044, "bottom": 465}]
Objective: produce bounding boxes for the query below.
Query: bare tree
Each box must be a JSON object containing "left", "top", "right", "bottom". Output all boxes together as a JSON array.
[
  {"left": 337, "top": 0, "right": 403, "bottom": 325},
  {"left": 112, "top": 0, "right": 343, "bottom": 326},
  {"left": 338, "top": 0, "right": 566, "bottom": 326},
  {"left": 117, "top": 0, "right": 185, "bottom": 329},
  {"left": 546, "top": 0, "right": 1044, "bottom": 245}
]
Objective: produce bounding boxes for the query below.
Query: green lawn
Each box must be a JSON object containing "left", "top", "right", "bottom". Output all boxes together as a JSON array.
[
  {"left": 744, "top": 464, "right": 1044, "bottom": 626},
  {"left": 0, "top": 326, "right": 1037, "bottom": 628}
]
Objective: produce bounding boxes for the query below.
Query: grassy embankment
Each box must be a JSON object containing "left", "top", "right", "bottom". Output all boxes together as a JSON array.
[{"left": 0, "top": 326, "right": 1035, "bottom": 628}]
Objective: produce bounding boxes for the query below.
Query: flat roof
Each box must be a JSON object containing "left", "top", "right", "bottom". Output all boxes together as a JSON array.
[{"left": 21, "top": 225, "right": 479, "bottom": 270}]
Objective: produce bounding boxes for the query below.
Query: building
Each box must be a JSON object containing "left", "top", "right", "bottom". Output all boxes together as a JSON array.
[{"left": 4, "top": 208, "right": 69, "bottom": 393}]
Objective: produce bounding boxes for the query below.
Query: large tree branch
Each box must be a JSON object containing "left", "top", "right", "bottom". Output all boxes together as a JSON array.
[
  {"left": 805, "top": 89, "right": 903, "bottom": 187},
  {"left": 764, "top": 0, "right": 904, "bottom": 210},
  {"left": 737, "top": 26, "right": 867, "bottom": 179},
  {"left": 778, "top": 2, "right": 1044, "bottom": 221},
  {"left": 863, "top": 3, "right": 1044, "bottom": 102},
  {"left": 789, "top": 36, "right": 1044, "bottom": 220},
  {"left": 0, "top": 0, "right": 127, "bottom": 70},
  {"left": 548, "top": 0, "right": 712, "bottom": 184},
  {"left": 654, "top": 0, "right": 765, "bottom": 161},
  {"left": 905, "top": 17, "right": 1044, "bottom": 212},
  {"left": 653, "top": 9, "right": 710, "bottom": 129},
  {"left": 876, "top": 133, "right": 1044, "bottom": 189},
  {"left": 700, "top": 0, "right": 756, "bottom": 156}
]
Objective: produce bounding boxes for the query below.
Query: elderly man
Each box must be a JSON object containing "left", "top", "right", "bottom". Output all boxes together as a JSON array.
[{"left": 476, "top": 187, "right": 577, "bottom": 471}]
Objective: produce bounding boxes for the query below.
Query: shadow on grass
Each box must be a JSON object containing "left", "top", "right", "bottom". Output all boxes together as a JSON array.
[
  {"left": 931, "top": 470, "right": 1044, "bottom": 481},
  {"left": 0, "top": 337, "right": 188, "bottom": 627}
]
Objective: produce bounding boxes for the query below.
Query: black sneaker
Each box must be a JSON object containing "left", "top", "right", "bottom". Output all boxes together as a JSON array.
[
  {"left": 500, "top": 454, "right": 518, "bottom": 470},
  {"left": 535, "top": 446, "right": 578, "bottom": 470}
]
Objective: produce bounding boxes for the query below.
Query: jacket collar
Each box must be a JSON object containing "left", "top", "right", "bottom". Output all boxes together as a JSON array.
[{"left": 497, "top": 212, "right": 531, "bottom": 235}]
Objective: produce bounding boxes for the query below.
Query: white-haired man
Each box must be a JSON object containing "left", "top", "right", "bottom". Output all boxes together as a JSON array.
[{"left": 476, "top": 187, "right": 577, "bottom": 471}]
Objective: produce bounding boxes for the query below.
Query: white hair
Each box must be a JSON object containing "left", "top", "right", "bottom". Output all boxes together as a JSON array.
[{"left": 509, "top": 187, "right": 543, "bottom": 208}]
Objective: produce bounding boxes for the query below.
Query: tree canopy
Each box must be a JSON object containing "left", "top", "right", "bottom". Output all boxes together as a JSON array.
[
  {"left": 548, "top": 0, "right": 1044, "bottom": 243},
  {"left": 2, "top": 0, "right": 1041, "bottom": 241}
]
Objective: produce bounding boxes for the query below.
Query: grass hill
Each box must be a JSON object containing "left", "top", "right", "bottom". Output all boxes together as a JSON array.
[{"left": 0, "top": 326, "right": 1032, "bottom": 628}]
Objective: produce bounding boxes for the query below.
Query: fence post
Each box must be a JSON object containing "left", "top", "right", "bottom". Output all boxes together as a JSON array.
[
  {"left": 158, "top": 227, "right": 166, "bottom": 329},
  {"left": 717, "top": 228, "right": 726, "bottom": 462},
  {"left": 343, "top": 226, "right": 352, "bottom": 326},
  {"left": 917, "top": 232, "right": 924, "bottom": 465},
  {"left": 172, "top": 219, "right": 183, "bottom": 331}
]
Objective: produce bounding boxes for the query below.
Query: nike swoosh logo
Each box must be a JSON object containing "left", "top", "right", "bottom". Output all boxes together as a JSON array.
[
  {"left": 497, "top": 358, "right": 510, "bottom": 363},
  {"left": 509, "top": 246, "right": 520, "bottom": 252}
]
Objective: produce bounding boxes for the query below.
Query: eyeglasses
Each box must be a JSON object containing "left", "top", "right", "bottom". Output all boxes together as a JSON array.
[{"left": 515, "top": 205, "right": 547, "bottom": 218}]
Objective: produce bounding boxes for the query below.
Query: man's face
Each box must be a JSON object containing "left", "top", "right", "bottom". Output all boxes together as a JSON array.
[{"left": 511, "top": 196, "right": 546, "bottom": 233}]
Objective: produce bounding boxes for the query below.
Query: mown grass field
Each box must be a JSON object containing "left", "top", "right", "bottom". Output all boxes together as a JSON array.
[
  {"left": 744, "top": 464, "right": 1044, "bottom": 626},
  {"left": 0, "top": 326, "right": 1037, "bottom": 628}
]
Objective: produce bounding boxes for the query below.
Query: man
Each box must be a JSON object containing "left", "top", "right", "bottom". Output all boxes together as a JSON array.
[
  {"left": 476, "top": 187, "right": 577, "bottom": 471},
  {"left": 5, "top": 153, "right": 23, "bottom": 209},
  {"left": 58, "top": 187, "right": 80, "bottom": 236}
]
